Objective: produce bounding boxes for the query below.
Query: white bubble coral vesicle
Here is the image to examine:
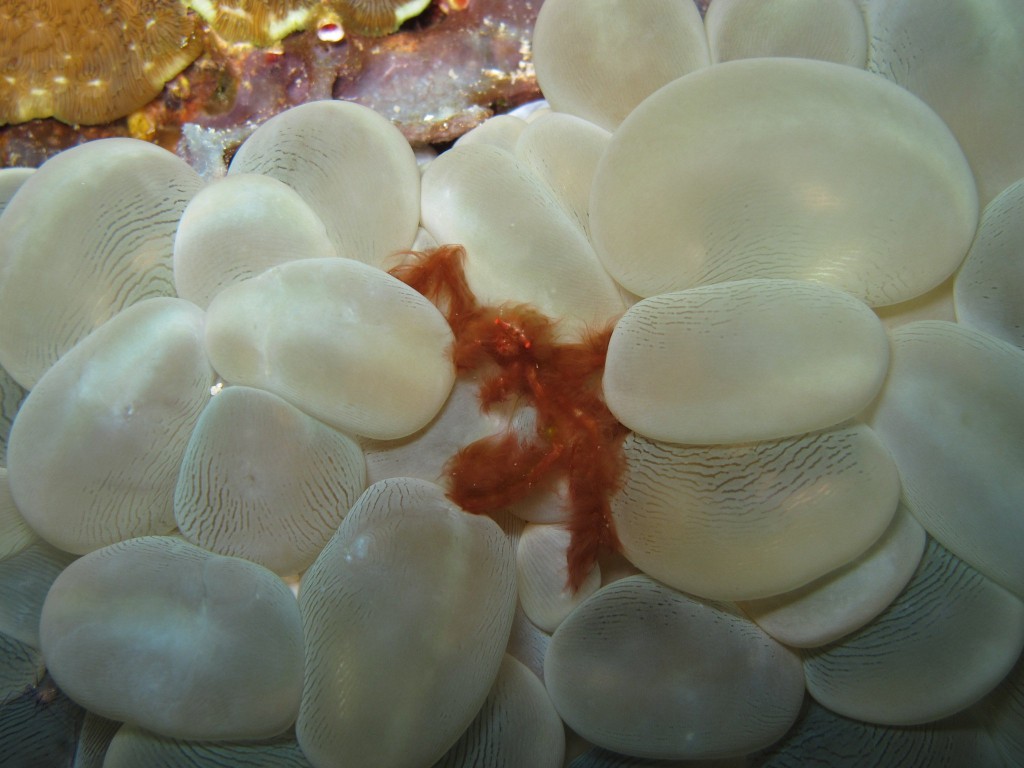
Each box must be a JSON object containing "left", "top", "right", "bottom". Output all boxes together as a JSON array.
[
  {"left": 862, "top": 0, "right": 1024, "bottom": 206},
  {"left": 228, "top": 99, "right": 420, "bottom": 268},
  {"left": 868, "top": 320, "right": 1024, "bottom": 598},
  {"left": 803, "top": 538, "right": 1024, "bottom": 725},
  {"left": 516, "top": 523, "right": 601, "bottom": 633},
  {"left": 420, "top": 142, "right": 626, "bottom": 336},
  {"left": 0, "top": 139, "right": 202, "bottom": 388},
  {"left": 297, "top": 478, "right": 516, "bottom": 768},
  {"left": 102, "top": 724, "right": 310, "bottom": 768},
  {"left": 532, "top": 0, "right": 710, "bottom": 131},
  {"left": 434, "top": 655, "right": 565, "bottom": 768},
  {"left": 739, "top": 504, "right": 927, "bottom": 648},
  {"left": 590, "top": 57, "right": 978, "bottom": 303},
  {"left": 203, "top": 257, "right": 455, "bottom": 441},
  {"left": 513, "top": 111, "right": 611, "bottom": 241},
  {"left": 174, "top": 385, "right": 367, "bottom": 576},
  {"left": 705, "top": 0, "right": 868, "bottom": 67},
  {"left": 954, "top": 177, "right": 1024, "bottom": 349},
  {"left": 604, "top": 278, "right": 890, "bottom": 444},
  {"left": 7, "top": 298, "right": 213, "bottom": 554},
  {"left": 40, "top": 536, "right": 305, "bottom": 740},
  {"left": 545, "top": 575, "right": 805, "bottom": 760},
  {"left": 172, "top": 173, "right": 337, "bottom": 308},
  {"left": 611, "top": 423, "right": 900, "bottom": 602}
]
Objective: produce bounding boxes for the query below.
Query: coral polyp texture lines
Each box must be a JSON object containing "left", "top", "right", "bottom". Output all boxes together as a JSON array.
[{"left": 390, "top": 244, "right": 628, "bottom": 591}]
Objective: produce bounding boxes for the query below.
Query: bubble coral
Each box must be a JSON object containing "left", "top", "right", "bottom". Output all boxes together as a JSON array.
[
  {"left": 2, "top": 0, "right": 1024, "bottom": 764},
  {"left": 0, "top": 0, "right": 202, "bottom": 126}
]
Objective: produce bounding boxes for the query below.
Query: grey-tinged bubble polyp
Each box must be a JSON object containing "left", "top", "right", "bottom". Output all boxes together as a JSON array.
[
  {"left": 544, "top": 575, "right": 805, "bottom": 760},
  {"left": 39, "top": 536, "right": 305, "bottom": 741},
  {"left": 867, "top": 320, "right": 1024, "bottom": 599},
  {"left": 803, "top": 538, "right": 1024, "bottom": 726},
  {"left": 227, "top": 99, "right": 421, "bottom": 269},
  {"left": 610, "top": 423, "right": 900, "bottom": 602}
]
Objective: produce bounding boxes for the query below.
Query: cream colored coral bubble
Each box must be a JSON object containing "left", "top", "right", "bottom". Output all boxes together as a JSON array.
[
  {"left": 604, "top": 279, "right": 890, "bottom": 444},
  {"left": 706, "top": 0, "right": 867, "bottom": 66},
  {"left": 204, "top": 258, "right": 455, "bottom": 440},
  {"left": 420, "top": 142, "right": 626, "bottom": 336},
  {"left": 545, "top": 576, "right": 804, "bottom": 760},
  {"left": 297, "top": 478, "right": 516, "bottom": 768},
  {"left": 174, "top": 386, "right": 367, "bottom": 575},
  {"left": 532, "top": 0, "right": 710, "bottom": 130},
  {"left": 590, "top": 57, "right": 978, "bottom": 304},
  {"left": 804, "top": 539, "right": 1024, "bottom": 725},
  {"left": 7, "top": 298, "right": 213, "bottom": 554},
  {"left": 868, "top": 320, "right": 1024, "bottom": 598},
  {"left": 612, "top": 424, "right": 900, "bottom": 601},
  {"left": 740, "top": 505, "right": 927, "bottom": 648},
  {"left": 228, "top": 99, "right": 420, "bottom": 268},
  {"left": 862, "top": 0, "right": 1024, "bottom": 206},
  {"left": 954, "top": 178, "right": 1024, "bottom": 348},
  {"left": 173, "top": 173, "right": 337, "bottom": 308},
  {"left": 0, "top": 139, "right": 201, "bottom": 388}
]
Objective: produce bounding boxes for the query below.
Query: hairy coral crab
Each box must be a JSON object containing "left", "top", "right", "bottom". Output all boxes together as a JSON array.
[{"left": 390, "top": 243, "right": 628, "bottom": 591}]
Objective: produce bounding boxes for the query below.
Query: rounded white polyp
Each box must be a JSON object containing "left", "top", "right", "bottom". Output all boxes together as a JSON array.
[
  {"left": 611, "top": 424, "right": 900, "bottom": 601},
  {"left": 532, "top": 0, "right": 710, "bottom": 131},
  {"left": 7, "top": 298, "right": 213, "bottom": 554},
  {"left": 603, "top": 279, "right": 890, "bottom": 444},
  {"left": 0, "top": 541, "right": 75, "bottom": 648},
  {"left": 204, "top": 258, "right": 455, "bottom": 440},
  {"left": 868, "top": 320, "right": 1024, "bottom": 598},
  {"left": 954, "top": 177, "right": 1024, "bottom": 349},
  {"left": 173, "top": 173, "right": 337, "bottom": 308},
  {"left": 228, "top": 99, "right": 420, "bottom": 267},
  {"left": 804, "top": 539, "right": 1024, "bottom": 726},
  {"left": 40, "top": 536, "right": 304, "bottom": 740},
  {"left": 862, "top": 0, "right": 1024, "bottom": 206},
  {"left": 174, "top": 385, "right": 367, "bottom": 575},
  {"left": 420, "top": 142, "right": 626, "bottom": 336},
  {"left": 544, "top": 575, "right": 804, "bottom": 760},
  {"left": 0, "top": 139, "right": 201, "bottom": 388},
  {"left": 739, "top": 504, "right": 927, "bottom": 648},
  {"left": 514, "top": 111, "right": 611, "bottom": 240},
  {"left": 590, "top": 57, "right": 978, "bottom": 304},
  {"left": 453, "top": 114, "right": 527, "bottom": 153},
  {"left": 705, "top": 0, "right": 867, "bottom": 66},
  {"left": 297, "top": 478, "right": 516, "bottom": 768},
  {"left": 0, "top": 167, "right": 33, "bottom": 215}
]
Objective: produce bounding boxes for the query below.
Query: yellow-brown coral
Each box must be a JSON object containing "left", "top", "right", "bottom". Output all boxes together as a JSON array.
[
  {"left": 338, "top": 0, "right": 434, "bottom": 36},
  {"left": 0, "top": 0, "right": 202, "bottom": 126},
  {"left": 188, "top": 0, "right": 434, "bottom": 45},
  {"left": 187, "top": 0, "right": 316, "bottom": 47}
]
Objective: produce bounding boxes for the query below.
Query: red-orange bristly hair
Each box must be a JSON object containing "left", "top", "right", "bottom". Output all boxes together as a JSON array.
[{"left": 389, "top": 244, "right": 627, "bottom": 591}]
